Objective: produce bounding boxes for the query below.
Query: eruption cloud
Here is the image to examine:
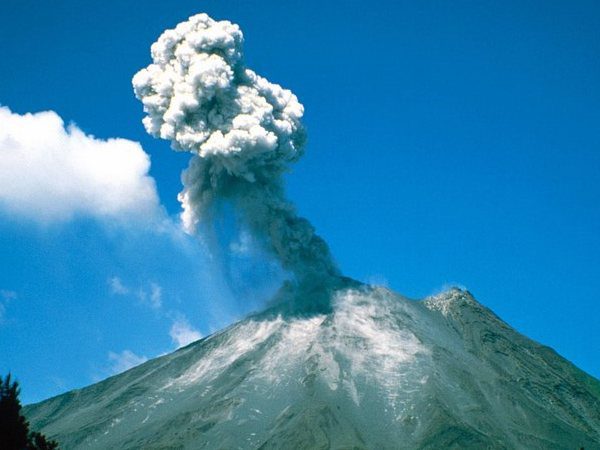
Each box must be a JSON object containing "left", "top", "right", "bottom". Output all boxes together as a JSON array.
[{"left": 133, "top": 14, "right": 340, "bottom": 303}]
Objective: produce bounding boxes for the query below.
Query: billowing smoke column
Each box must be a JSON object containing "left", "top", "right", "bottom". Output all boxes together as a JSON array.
[{"left": 133, "top": 14, "right": 339, "bottom": 297}]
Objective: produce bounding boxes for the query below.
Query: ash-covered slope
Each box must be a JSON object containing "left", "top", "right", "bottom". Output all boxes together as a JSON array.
[{"left": 25, "top": 284, "right": 600, "bottom": 449}]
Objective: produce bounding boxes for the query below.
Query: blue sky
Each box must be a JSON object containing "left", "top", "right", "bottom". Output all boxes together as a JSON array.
[{"left": 1, "top": 0, "right": 599, "bottom": 403}]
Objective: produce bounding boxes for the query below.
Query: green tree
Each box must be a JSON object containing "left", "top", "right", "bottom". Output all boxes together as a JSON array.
[
  {"left": 0, "top": 374, "right": 59, "bottom": 450},
  {"left": 27, "top": 432, "right": 59, "bottom": 450},
  {"left": 0, "top": 373, "right": 29, "bottom": 449}
]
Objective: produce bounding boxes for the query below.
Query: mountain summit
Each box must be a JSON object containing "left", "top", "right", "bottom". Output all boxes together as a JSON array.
[{"left": 25, "top": 284, "right": 600, "bottom": 449}]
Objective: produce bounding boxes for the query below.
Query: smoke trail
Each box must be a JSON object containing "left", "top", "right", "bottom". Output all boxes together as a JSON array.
[{"left": 133, "top": 14, "right": 339, "bottom": 301}]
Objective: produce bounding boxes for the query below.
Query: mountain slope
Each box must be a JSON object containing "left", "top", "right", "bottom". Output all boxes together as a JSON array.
[{"left": 25, "top": 284, "right": 600, "bottom": 449}]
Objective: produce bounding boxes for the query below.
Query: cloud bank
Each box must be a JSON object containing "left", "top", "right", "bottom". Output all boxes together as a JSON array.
[
  {"left": 133, "top": 14, "right": 339, "bottom": 300},
  {"left": 0, "top": 106, "right": 161, "bottom": 224}
]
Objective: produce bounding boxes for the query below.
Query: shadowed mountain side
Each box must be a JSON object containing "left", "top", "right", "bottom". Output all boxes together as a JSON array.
[{"left": 25, "top": 285, "right": 600, "bottom": 449}]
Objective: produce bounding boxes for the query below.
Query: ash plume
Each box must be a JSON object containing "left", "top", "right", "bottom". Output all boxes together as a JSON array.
[{"left": 133, "top": 14, "right": 339, "bottom": 296}]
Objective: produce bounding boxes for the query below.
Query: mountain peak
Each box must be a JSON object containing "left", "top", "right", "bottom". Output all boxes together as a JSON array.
[{"left": 25, "top": 286, "right": 600, "bottom": 449}]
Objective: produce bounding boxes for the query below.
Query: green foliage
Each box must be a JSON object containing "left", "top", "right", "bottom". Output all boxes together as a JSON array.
[
  {"left": 0, "top": 374, "right": 59, "bottom": 450},
  {"left": 0, "top": 374, "right": 29, "bottom": 449},
  {"left": 27, "top": 432, "right": 58, "bottom": 450}
]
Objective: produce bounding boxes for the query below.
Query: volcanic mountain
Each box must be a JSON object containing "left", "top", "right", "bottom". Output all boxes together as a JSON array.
[{"left": 24, "top": 282, "right": 600, "bottom": 449}]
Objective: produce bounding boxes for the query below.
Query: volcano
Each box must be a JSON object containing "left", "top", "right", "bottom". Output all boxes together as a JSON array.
[{"left": 24, "top": 283, "right": 600, "bottom": 449}]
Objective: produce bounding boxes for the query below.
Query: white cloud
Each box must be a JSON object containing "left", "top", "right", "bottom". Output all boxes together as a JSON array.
[
  {"left": 136, "top": 282, "right": 162, "bottom": 310},
  {"left": 109, "top": 278, "right": 162, "bottom": 310},
  {"left": 107, "top": 350, "right": 148, "bottom": 374},
  {"left": 108, "top": 277, "right": 129, "bottom": 295},
  {"left": 0, "top": 106, "right": 161, "bottom": 224},
  {"left": 169, "top": 316, "right": 202, "bottom": 348},
  {"left": 0, "top": 290, "right": 17, "bottom": 323},
  {"left": 149, "top": 283, "right": 162, "bottom": 309}
]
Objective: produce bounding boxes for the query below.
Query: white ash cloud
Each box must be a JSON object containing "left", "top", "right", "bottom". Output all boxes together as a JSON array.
[{"left": 133, "top": 13, "right": 339, "bottom": 291}]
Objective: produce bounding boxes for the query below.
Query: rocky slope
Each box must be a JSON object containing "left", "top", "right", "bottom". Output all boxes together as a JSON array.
[{"left": 25, "top": 284, "right": 600, "bottom": 449}]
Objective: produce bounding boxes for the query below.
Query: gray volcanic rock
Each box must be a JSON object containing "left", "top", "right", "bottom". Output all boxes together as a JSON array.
[{"left": 24, "top": 284, "right": 600, "bottom": 449}]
